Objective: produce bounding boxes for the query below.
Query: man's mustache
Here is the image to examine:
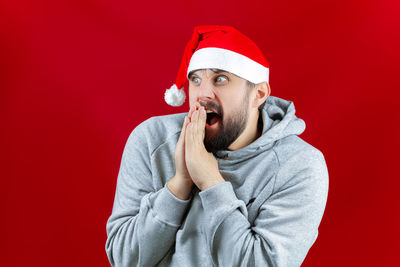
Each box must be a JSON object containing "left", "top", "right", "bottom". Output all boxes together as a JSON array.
[{"left": 199, "top": 100, "right": 223, "bottom": 117}]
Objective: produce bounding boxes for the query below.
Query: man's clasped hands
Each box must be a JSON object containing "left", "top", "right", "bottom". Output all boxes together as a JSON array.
[{"left": 167, "top": 101, "right": 225, "bottom": 200}]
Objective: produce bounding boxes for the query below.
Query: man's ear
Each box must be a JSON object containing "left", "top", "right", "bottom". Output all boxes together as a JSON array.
[{"left": 252, "top": 82, "right": 270, "bottom": 108}]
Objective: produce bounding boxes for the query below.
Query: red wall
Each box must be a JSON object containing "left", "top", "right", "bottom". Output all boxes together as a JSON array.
[{"left": 2, "top": 0, "right": 399, "bottom": 266}]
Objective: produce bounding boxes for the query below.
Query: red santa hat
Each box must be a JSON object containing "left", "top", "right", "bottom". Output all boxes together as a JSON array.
[{"left": 164, "top": 25, "right": 270, "bottom": 107}]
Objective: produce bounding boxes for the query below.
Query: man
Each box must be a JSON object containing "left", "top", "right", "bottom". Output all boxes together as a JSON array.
[{"left": 105, "top": 25, "right": 329, "bottom": 267}]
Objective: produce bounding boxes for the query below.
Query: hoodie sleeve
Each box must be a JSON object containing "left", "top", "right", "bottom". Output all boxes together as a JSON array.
[
  {"left": 105, "top": 123, "right": 193, "bottom": 267},
  {"left": 198, "top": 148, "right": 329, "bottom": 267}
]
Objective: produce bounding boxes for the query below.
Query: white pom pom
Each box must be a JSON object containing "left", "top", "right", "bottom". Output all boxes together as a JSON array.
[{"left": 164, "top": 84, "right": 186, "bottom": 107}]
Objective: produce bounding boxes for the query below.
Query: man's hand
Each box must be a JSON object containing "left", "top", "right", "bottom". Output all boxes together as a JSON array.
[
  {"left": 167, "top": 105, "right": 196, "bottom": 200},
  {"left": 185, "top": 104, "right": 225, "bottom": 191}
]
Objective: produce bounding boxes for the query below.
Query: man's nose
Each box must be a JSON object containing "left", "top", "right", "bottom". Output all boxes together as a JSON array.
[{"left": 197, "top": 83, "right": 215, "bottom": 100}]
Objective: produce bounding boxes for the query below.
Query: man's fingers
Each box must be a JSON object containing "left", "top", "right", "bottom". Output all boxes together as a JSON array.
[
  {"left": 179, "top": 116, "right": 189, "bottom": 142},
  {"left": 188, "top": 102, "right": 201, "bottom": 121},
  {"left": 197, "top": 106, "right": 206, "bottom": 137},
  {"left": 185, "top": 119, "right": 191, "bottom": 153},
  {"left": 186, "top": 102, "right": 203, "bottom": 146},
  {"left": 187, "top": 111, "right": 196, "bottom": 144},
  {"left": 188, "top": 104, "right": 196, "bottom": 120},
  {"left": 193, "top": 106, "right": 205, "bottom": 141},
  {"left": 191, "top": 109, "right": 199, "bottom": 123}
]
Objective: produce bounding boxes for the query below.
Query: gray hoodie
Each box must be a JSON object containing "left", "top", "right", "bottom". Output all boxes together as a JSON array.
[{"left": 105, "top": 95, "right": 329, "bottom": 267}]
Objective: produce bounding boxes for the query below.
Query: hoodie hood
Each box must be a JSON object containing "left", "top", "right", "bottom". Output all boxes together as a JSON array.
[{"left": 213, "top": 95, "right": 306, "bottom": 161}]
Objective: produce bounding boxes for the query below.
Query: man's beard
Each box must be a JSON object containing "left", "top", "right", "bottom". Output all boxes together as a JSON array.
[{"left": 203, "top": 92, "right": 250, "bottom": 154}]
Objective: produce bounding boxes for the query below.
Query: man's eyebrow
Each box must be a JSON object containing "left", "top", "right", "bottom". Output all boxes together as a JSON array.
[{"left": 188, "top": 69, "right": 230, "bottom": 80}]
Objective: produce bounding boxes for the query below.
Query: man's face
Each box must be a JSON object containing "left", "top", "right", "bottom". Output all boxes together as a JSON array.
[{"left": 188, "top": 68, "right": 251, "bottom": 154}]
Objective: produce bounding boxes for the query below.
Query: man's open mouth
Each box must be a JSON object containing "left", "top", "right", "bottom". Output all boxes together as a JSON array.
[{"left": 206, "top": 110, "right": 221, "bottom": 127}]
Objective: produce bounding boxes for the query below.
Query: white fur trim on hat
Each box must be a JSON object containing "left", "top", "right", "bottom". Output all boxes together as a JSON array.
[
  {"left": 187, "top": 47, "right": 269, "bottom": 84},
  {"left": 164, "top": 84, "right": 186, "bottom": 107}
]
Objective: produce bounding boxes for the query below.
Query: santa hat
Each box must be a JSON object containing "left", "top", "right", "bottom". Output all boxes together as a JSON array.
[{"left": 164, "top": 25, "right": 270, "bottom": 107}]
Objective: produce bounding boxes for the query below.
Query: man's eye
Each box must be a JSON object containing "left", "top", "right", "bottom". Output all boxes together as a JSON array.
[
  {"left": 216, "top": 76, "right": 227, "bottom": 83},
  {"left": 191, "top": 76, "right": 227, "bottom": 84}
]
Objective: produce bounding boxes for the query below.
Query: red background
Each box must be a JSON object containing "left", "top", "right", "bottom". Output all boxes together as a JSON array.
[{"left": 2, "top": 0, "right": 399, "bottom": 266}]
